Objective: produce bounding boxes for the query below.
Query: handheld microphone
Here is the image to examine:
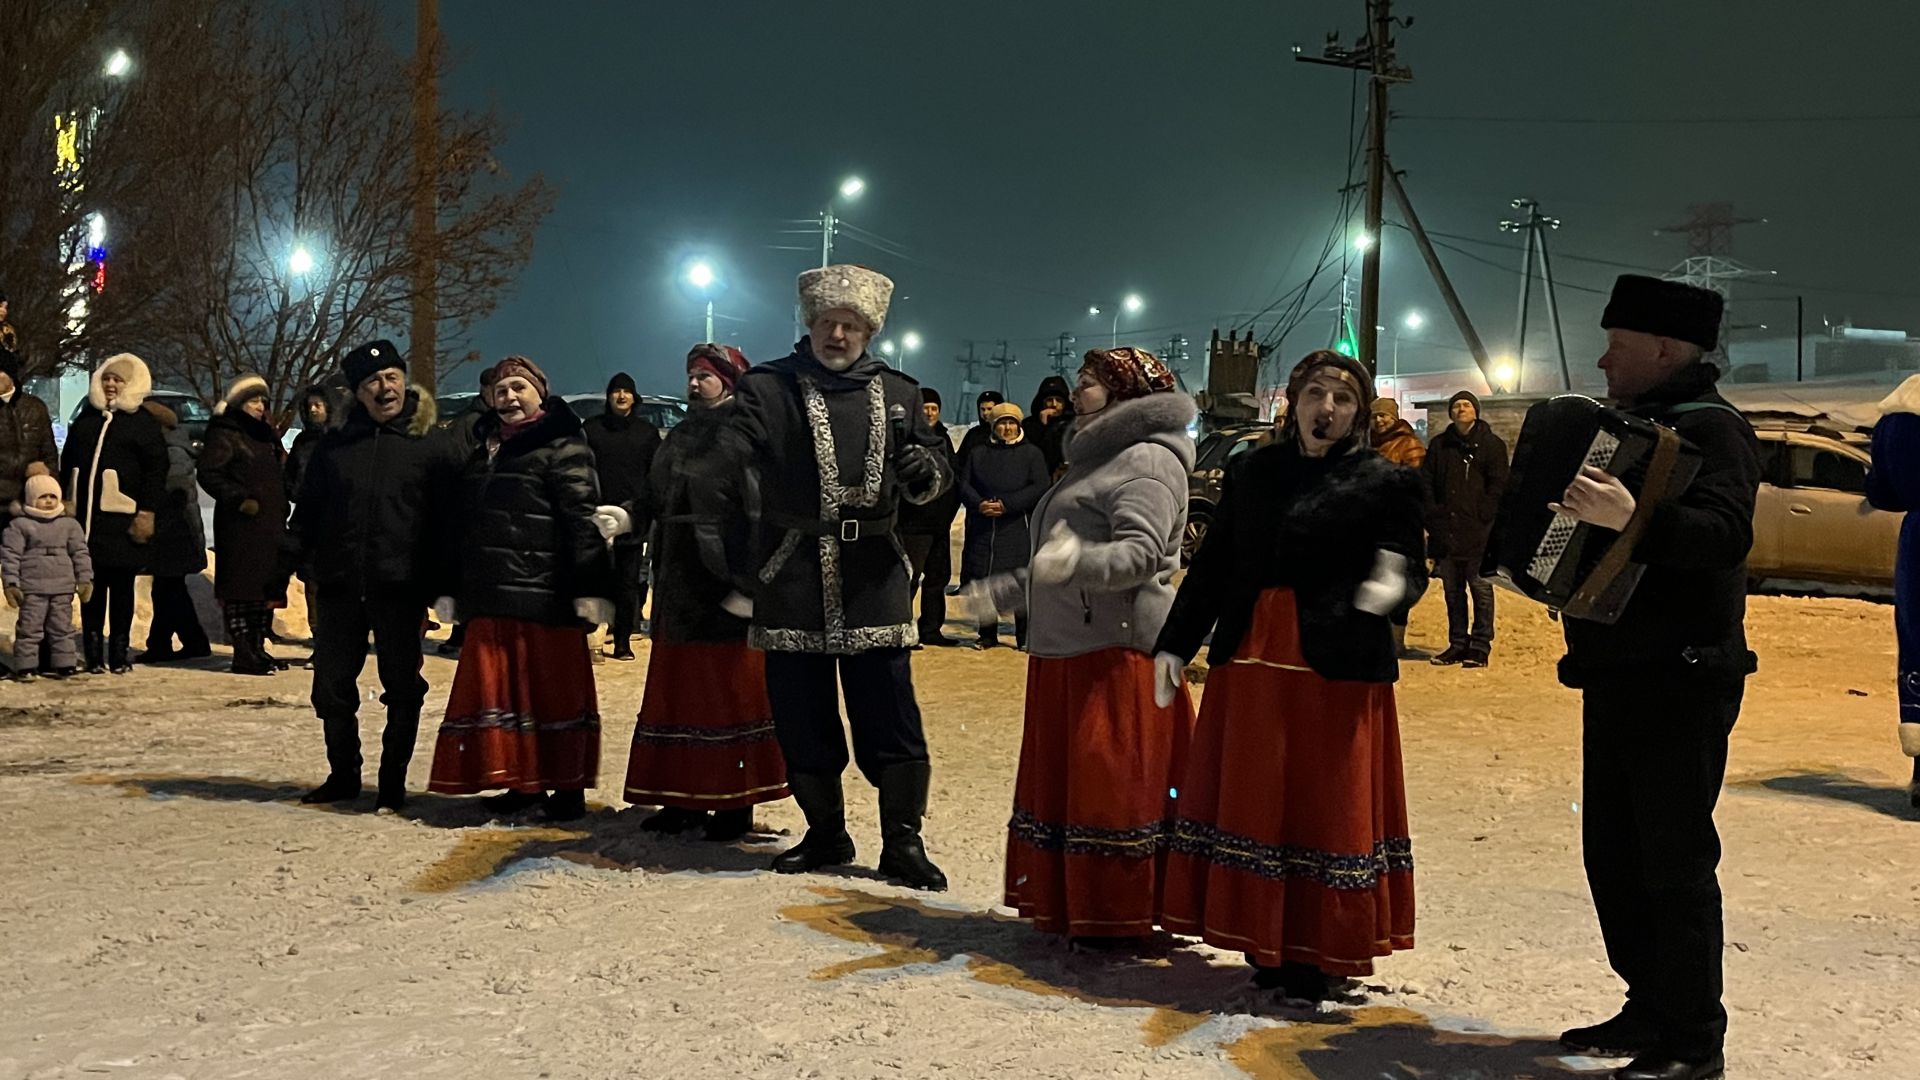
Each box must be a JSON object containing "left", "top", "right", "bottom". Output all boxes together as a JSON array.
[{"left": 888, "top": 403, "right": 910, "bottom": 449}]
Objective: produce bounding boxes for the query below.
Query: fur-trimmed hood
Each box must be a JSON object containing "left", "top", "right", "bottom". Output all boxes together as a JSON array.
[
  {"left": 1882, "top": 373, "right": 1920, "bottom": 418},
  {"left": 1063, "top": 392, "right": 1196, "bottom": 473},
  {"left": 87, "top": 353, "right": 152, "bottom": 413},
  {"left": 341, "top": 383, "right": 438, "bottom": 439},
  {"left": 215, "top": 373, "right": 269, "bottom": 415}
]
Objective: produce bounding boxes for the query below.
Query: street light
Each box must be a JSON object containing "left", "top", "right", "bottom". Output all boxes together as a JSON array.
[
  {"left": 1403, "top": 311, "right": 1425, "bottom": 331},
  {"left": 684, "top": 258, "right": 720, "bottom": 340},
  {"left": 902, "top": 331, "right": 922, "bottom": 352},
  {"left": 1493, "top": 357, "right": 1518, "bottom": 392},
  {"left": 289, "top": 245, "right": 315, "bottom": 277},
  {"left": 820, "top": 176, "right": 866, "bottom": 266},
  {"left": 1110, "top": 293, "right": 1144, "bottom": 347},
  {"left": 104, "top": 50, "right": 131, "bottom": 78},
  {"left": 1353, "top": 232, "right": 1375, "bottom": 253}
]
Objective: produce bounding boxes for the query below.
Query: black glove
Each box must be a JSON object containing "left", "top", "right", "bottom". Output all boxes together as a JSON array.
[{"left": 895, "top": 444, "right": 938, "bottom": 489}]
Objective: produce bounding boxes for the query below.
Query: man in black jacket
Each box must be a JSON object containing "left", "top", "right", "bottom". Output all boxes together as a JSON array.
[
  {"left": 1424, "top": 390, "right": 1509, "bottom": 667},
  {"left": 955, "top": 390, "right": 1003, "bottom": 470},
  {"left": 1023, "top": 375, "right": 1075, "bottom": 478},
  {"left": 1550, "top": 276, "right": 1759, "bottom": 1080},
  {"left": 289, "top": 340, "right": 462, "bottom": 811},
  {"left": 0, "top": 346, "right": 58, "bottom": 533},
  {"left": 716, "top": 265, "right": 954, "bottom": 890},
  {"left": 582, "top": 371, "right": 660, "bottom": 659},
  {"left": 897, "top": 387, "right": 960, "bottom": 648}
]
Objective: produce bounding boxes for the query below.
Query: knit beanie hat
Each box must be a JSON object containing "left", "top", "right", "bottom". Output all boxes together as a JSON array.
[
  {"left": 23, "top": 472, "right": 61, "bottom": 518},
  {"left": 920, "top": 387, "right": 942, "bottom": 407},
  {"left": 606, "top": 371, "right": 637, "bottom": 396},
  {"left": 492, "top": 355, "right": 550, "bottom": 400},
  {"left": 1448, "top": 389, "right": 1482, "bottom": 413}
]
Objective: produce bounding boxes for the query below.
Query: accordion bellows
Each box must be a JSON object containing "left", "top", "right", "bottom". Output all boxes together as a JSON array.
[{"left": 1488, "top": 395, "right": 1702, "bottom": 624}]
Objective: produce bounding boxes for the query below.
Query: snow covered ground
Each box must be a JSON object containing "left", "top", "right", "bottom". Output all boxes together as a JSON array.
[{"left": 2, "top": 582, "right": 1916, "bottom": 1079}]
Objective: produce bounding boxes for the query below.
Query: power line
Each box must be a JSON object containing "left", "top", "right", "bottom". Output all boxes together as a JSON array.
[{"left": 1398, "top": 111, "right": 1920, "bottom": 126}]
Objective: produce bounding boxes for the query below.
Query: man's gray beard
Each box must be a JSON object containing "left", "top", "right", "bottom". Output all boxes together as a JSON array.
[{"left": 817, "top": 351, "right": 857, "bottom": 373}]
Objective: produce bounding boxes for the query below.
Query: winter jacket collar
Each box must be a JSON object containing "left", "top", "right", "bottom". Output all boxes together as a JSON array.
[
  {"left": 1624, "top": 361, "right": 1724, "bottom": 415},
  {"left": 476, "top": 395, "right": 583, "bottom": 458},
  {"left": 209, "top": 407, "right": 279, "bottom": 445},
  {"left": 1063, "top": 392, "right": 1196, "bottom": 472},
  {"left": 1435, "top": 417, "right": 1494, "bottom": 451},
  {"left": 339, "top": 385, "right": 438, "bottom": 440},
  {"left": 1373, "top": 418, "right": 1419, "bottom": 446},
  {"left": 1882, "top": 373, "right": 1920, "bottom": 418}
]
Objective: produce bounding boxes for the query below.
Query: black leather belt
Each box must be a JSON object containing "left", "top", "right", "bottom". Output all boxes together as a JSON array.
[{"left": 769, "top": 511, "right": 897, "bottom": 542}]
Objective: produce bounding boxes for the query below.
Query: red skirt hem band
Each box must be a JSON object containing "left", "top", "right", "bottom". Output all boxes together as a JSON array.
[
  {"left": 624, "top": 640, "right": 787, "bottom": 810},
  {"left": 428, "top": 617, "right": 601, "bottom": 794}
]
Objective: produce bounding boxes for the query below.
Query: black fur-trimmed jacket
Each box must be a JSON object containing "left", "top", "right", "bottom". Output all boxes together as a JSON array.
[
  {"left": 1154, "top": 436, "right": 1427, "bottom": 683},
  {"left": 453, "top": 398, "right": 613, "bottom": 626},
  {"left": 714, "top": 341, "right": 953, "bottom": 654},
  {"left": 643, "top": 401, "right": 748, "bottom": 644},
  {"left": 287, "top": 387, "right": 461, "bottom": 601}
]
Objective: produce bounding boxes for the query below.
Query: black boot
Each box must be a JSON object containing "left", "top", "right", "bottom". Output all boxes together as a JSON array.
[
  {"left": 107, "top": 635, "right": 133, "bottom": 674},
  {"left": 255, "top": 609, "right": 290, "bottom": 670},
  {"left": 704, "top": 807, "right": 753, "bottom": 842},
  {"left": 375, "top": 756, "right": 409, "bottom": 814},
  {"left": 1561, "top": 1010, "right": 1658, "bottom": 1059},
  {"left": 1614, "top": 1051, "right": 1725, "bottom": 1080},
  {"left": 611, "top": 637, "right": 636, "bottom": 661},
  {"left": 301, "top": 775, "right": 362, "bottom": 804},
  {"left": 228, "top": 611, "right": 273, "bottom": 676},
  {"left": 771, "top": 772, "right": 857, "bottom": 874},
  {"left": 82, "top": 631, "right": 106, "bottom": 675},
  {"left": 875, "top": 761, "right": 947, "bottom": 891},
  {"left": 542, "top": 789, "right": 587, "bottom": 821}
]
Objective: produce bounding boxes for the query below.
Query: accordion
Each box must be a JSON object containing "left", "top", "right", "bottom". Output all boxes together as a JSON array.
[{"left": 1488, "top": 394, "right": 1702, "bottom": 624}]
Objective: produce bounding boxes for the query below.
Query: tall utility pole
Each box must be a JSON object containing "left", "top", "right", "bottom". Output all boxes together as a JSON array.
[
  {"left": 1046, "top": 332, "right": 1077, "bottom": 376},
  {"left": 1296, "top": 0, "right": 1411, "bottom": 376},
  {"left": 1656, "top": 202, "right": 1768, "bottom": 366},
  {"left": 410, "top": 0, "right": 440, "bottom": 395},
  {"left": 1384, "top": 169, "right": 1493, "bottom": 384},
  {"left": 954, "top": 341, "right": 983, "bottom": 390},
  {"left": 986, "top": 340, "right": 1017, "bottom": 396},
  {"left": 1163, "top": 335, "right": 1191, "bottom": 375},
  {"left": 1498, "top": 198, "right": 1571, "bottom": 391}
]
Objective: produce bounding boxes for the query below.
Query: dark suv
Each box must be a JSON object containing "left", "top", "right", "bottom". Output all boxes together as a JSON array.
[{"left": 1183, "top": 421, "right": 1271, "bottom": 565}]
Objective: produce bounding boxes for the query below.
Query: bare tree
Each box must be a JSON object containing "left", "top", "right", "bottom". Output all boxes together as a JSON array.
[{"left": 150, "top": 0, "right": 553, "bottom": 416}]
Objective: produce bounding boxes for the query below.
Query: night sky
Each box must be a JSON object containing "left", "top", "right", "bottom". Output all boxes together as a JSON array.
[{"left": 423, "top": 0, "right": 1920, "bottom": 406}]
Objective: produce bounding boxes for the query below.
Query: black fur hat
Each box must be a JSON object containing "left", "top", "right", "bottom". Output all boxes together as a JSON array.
[{"left": 1601, "top": 275, "right": 1724, "bottom": 351}]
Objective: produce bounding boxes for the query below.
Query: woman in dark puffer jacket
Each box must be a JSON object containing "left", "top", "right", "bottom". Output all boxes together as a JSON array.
[
  {"left": 427, "top": 356, "right": 614, "bottom": 822},
  {"left": 198, "top": 374, "right": 290, "bottom": 675}
]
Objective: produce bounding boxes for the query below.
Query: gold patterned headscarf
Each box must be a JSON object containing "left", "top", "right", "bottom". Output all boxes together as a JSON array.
[{"left": 1081, "top": 347, "right": 1176, "bottom": 402}]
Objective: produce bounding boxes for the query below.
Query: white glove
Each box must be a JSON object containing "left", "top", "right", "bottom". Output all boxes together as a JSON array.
[
  {"left": 1153, "top": 652, "right": 1185, "bottom": 710},
  {"left": 1900, "top": 723, "right": 1920, "bottom": 759},
  {"left": 591, "top": 505, "right": 633, "bottom": 541},
  {"left": 1029, "top": 521, "right": 1084, "bottom": 587},
  {"left": 433, "top": 596, "right": 458, "bottom": 625},
  {"left": 574, "top": 597, "right": 614, "bottom": 626},
  {"left": 953, "top": 579, "right": 994, "bottom": 622},
  {"left": 1353, "top": 549, "right": 1411, "bottom": 617},
  {"left": 720, "top": 591, "right": 754, "bottom": 619}
]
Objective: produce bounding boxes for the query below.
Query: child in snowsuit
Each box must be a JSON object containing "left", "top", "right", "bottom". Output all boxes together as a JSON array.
[{"left": 4, "top": 472, "right": 94, "bottom": 680}]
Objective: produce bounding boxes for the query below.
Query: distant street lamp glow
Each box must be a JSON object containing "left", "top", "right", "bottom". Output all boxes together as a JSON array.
[
  {"left": 1493, "top": 359, "right": 1517, "bottom": 389},
  {"left": 1353, "top": 232, "right": 1375, "bottom": 253},
  {"left": 839, "top": 176, "right": 866, "bottom": 200},
  {"left": 685, "top": 260, "right": 716, "bottom": 291},
  {"left": 1087, "top": 305, "right": 1102, "bottom": 317},
  {"left": 87, "top": 212, "right": 107, "bottom": 248},
  {"left": 902, "top": 331, "right": 922, "bottom": 352},
  {"left": 288, "top": 245, "right": 315, "bottom": 276},
  {"left": 104, "top": 50, "right": 131, "bottom": 78},
  {"left": 1123, "top": 294, "right": 1144, "bottom": 314},
  {"left": 1403, "top": 311, "right": 1426, "bottom": 331},
  {"left": 879, "top": 340, "right": 896, "bottom": 356}
]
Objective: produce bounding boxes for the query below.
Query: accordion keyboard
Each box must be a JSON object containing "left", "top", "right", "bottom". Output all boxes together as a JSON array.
[{"left": 1526, "top": 430, "right": 1622, "bottom": 584}]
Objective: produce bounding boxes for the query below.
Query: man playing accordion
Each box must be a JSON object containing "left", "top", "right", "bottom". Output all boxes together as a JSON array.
[{"left": 1549, "top": 275, "right": 1760, "bottom": 1080}]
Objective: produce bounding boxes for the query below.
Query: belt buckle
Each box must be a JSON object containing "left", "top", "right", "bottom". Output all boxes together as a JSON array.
[{"left": 840, "top": 519, "right": 860, "bottom": 542}]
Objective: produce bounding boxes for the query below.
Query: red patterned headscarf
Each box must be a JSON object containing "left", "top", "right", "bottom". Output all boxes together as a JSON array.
[
  {"left": 687, "top": 343, "right": 750, "bottom": 391},
  {"left": 1081, "top": 347, "right": 1176, "bottom": 402}
]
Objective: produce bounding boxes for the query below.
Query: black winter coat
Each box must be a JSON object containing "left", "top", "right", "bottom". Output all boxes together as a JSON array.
[
  {"left": 715, "top": 341, "right": 954, "bottom": 654},
  {"left": 143, "top": 401, "right": 207, "bottom": 577},
  {"left": 287, "top": 389, "right": 461, "bottom": 601},
  {"left": 199, "top": 410, "right": 289, "bottom": 602},
  {"left": 956, "top": 421, "right": 994, "bottom": 470},
  {"left": 61, "top": 402, "right": 169, "bottom": 572},
  {"left": 582, "top": 407, "right": 660, "bottom": 549},
  {"left": 645, "top": 402, "right": 750, "bottom": 643},
  {"left": 1155, "top": 438, "right": 1427, "bottom": 683},
  {"left": 1558, "top": 364, "right": 1761, "bottom": 690},
  {"left": 0, "top": 391, "right": 58, "bottom": 508},
  {"left": 454, "top": 399, "right": 614, "bottom": 626},
  {"left": 1424, "top": 419, "right": 1510, "bottom": 562},
  {"left": 958, "top": 438, "right": 1051, "bottom": 581},
  {"left": 1023, "top": 375, "right": 1076, "bottom": 477}
]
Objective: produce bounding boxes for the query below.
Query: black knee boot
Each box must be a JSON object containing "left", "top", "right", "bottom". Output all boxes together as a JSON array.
[
  {"left": 875, "top": 760, "right": 947, "bottom": 891},
  {"left": 107, "top": 633, "right": 132, "bottom": 674},
  {"left": 227, "top": 609, "right": 272, "bottom": 676},
  {"left": 771, "top": 772, "right": 857, "bottom": 873},
  {"left": 82, "top": 631, "right": 106, "bottom": 675}
]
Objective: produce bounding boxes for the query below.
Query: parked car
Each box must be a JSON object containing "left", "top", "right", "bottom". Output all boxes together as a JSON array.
[
  {"left": 563, "top": 393, "right": 688, "bottom": 433},
  {"left": 1749, "top": 426, "right": 1899, "bottom": 588},
  {"left": 1182, "top": 420, "right": 1272, "bottom": 566},
  {"left": 69, "top": 390, "right": 213, "bottom": 455}
]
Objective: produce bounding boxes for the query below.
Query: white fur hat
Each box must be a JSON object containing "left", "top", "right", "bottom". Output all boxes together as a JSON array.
[
  {"left": 216, "top": 373, "right": 270, "bottom": 415},
  {"left": 87, "top": 353, "right": 153, "bottom": 413},
  {"left": 797, "top": 265, "right": 894, "bottom": 334}
]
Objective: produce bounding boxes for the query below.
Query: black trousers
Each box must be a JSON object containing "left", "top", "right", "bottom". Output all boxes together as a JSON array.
[
  {"left": 80, "top": 567, "right": 137, "bottom": 642},
  {"left": 147, "top": 575, "right": 211, "bottom": 651},
  {"left": 610, "top": 541, "right": 648, "bottom": 642},
  {"left": 309, "top": 591, "right": 429, "bottom": 786},
  {"left": 1582, "top": 683, "right": 1741, "bottom": 1058},
  {"left": 901, "top": 531, "right": 951, "bottom": 640},
  {"left": 765, "top": 648, "right": 929, "bottom": 785},
  {"left": 1436, "top": 557, "right": 1495, "bottom": 650}
]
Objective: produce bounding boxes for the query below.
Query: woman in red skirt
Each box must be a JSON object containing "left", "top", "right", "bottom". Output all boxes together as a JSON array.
[
  {"left": 987, "top": 347, "right": 1196, "bottom": 943},
  {"left": 1151, "top": 349, "right": 1426, "bottom": 999},
  {"left": 429, "top": 356, "right": 614, "bottom": 822},
  {"left": 602, "top": 344, "right": 788, "bottom": 841}
]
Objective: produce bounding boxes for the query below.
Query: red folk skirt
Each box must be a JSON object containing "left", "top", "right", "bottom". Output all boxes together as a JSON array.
[
  {"left": 1158, "top": 588, "right": 1414, "bottom": 976},
  {"left": 624, "top": 640, "right": 789, "bottom": 811},
  {"left": 428, "top": 617, "right": 600, "bottom": 794},
  {"left": 1005, "top": 647, "right": 1196, "bottom": 937}
]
